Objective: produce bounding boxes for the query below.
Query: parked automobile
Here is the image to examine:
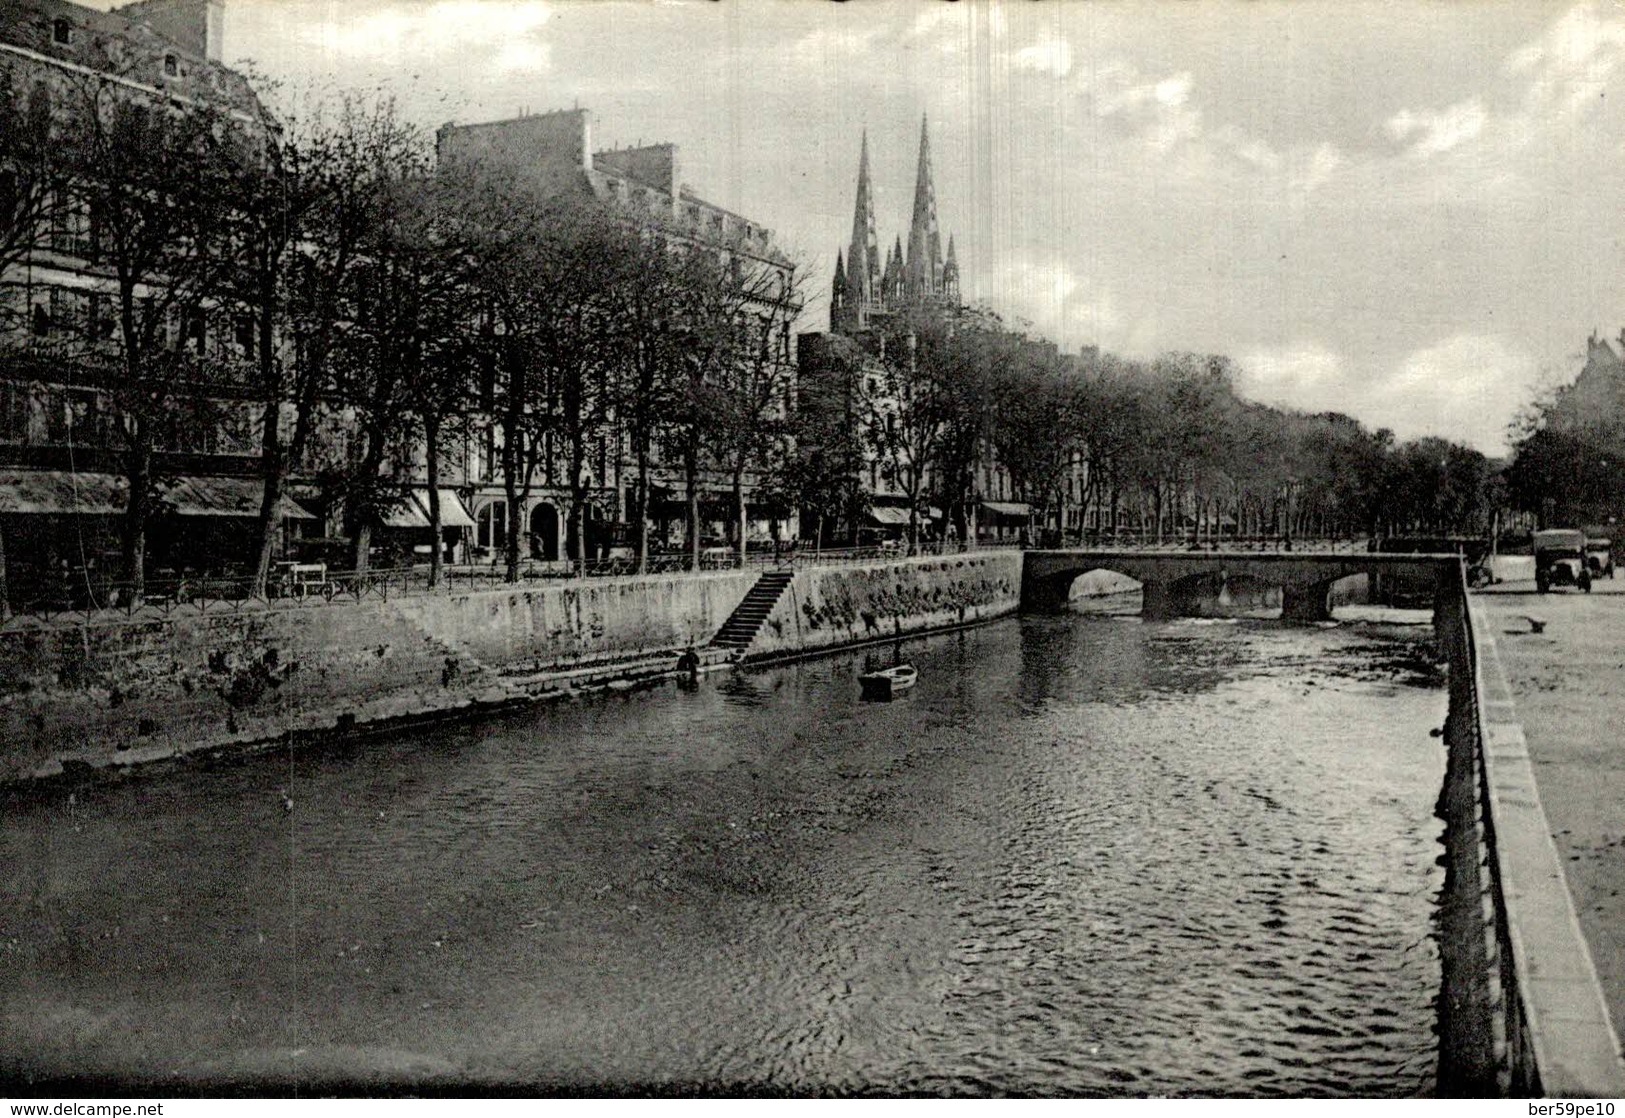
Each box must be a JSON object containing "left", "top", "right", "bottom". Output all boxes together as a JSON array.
[
  {"left": 1586, "top": 538, "right": 1615, "bottom": 579},
  {"left": 1534, "top": 528, "right": 1591, "bottom": 593}
]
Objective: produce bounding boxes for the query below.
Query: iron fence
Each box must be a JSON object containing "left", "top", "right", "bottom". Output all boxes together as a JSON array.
[{"left": 0, "top": 536, "right": 1376, "bottom": 629}]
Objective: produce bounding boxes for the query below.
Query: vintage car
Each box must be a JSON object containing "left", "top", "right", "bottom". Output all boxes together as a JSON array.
[
  {"left": 1586, "top": 538, "right": 1615, "bottom": 579},
  {"left": 1534, "top": 529, "right": 1592, "bottom": 593}
]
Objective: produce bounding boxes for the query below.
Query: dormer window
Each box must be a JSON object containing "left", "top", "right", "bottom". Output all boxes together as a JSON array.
[
  {"left": 163, "top": 55, "right": 178, "bottom": 77},
  {"left": 52, "top": 18, "right": 72, "bottom": 45}
]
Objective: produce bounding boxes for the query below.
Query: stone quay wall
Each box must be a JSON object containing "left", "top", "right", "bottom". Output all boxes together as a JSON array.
[
  {"left": 0, "top": 571, "right": 758, "bottom": 786},
  {"left": 746, "top": 551, "right": 1023, "bottom": 660},
  {"left": 0, "top": 555, "right": 1024, "bottom": 786}
]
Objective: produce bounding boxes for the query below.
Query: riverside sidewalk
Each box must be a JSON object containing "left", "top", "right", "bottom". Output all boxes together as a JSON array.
[{"left": 1475, "top": 577, "right": 1625, "bottom": 1047}]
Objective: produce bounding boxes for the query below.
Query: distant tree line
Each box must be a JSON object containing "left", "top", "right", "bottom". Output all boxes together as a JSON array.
[{"left": 790, "top": 302, "right": 1497, "bottom": 552}]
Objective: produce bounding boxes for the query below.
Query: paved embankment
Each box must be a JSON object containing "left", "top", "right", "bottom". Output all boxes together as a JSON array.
[
  {"left": 0, "top": 553, "right": 1023, "bottom": 786},
  {"left": 1475, "top": 579, "right": 1625, "bottom": 1062}
]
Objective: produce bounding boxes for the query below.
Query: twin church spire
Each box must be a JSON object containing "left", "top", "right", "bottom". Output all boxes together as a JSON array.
[{"left": 831, "top": 115, "right": 961, "bottom": 334}]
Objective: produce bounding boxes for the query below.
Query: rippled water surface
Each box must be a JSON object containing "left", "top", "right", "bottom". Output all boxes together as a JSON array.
[{"left": 2, "top": 608, "right": 1447, "bottom": 1095}]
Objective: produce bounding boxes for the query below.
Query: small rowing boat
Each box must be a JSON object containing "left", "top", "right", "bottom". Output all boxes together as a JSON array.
[{"left": 858, "top": 663, "right": 917, "bottom": 700}]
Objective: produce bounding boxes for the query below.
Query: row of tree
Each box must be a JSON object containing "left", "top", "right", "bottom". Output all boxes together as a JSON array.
[
  {"left": 798, "top": 304, "right": 1497, "bottom": 552},
  {"left": 4, "top": 69, "right": 1500, "bottom": 610},
  {"left": 2, "top": 71, "right": 804, "bottom": 598}
]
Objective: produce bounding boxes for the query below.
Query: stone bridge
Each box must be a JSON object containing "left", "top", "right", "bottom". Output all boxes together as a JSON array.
[{"left": 1020, "top": 549, "right": 1462, "bottom": 621}]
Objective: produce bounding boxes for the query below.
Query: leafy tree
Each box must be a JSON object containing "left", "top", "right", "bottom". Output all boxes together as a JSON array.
[
  {"left": 659, "top": 242, "right": 787, "bottom": 571},
  {"left": 314, "top": 106, "right": 439, "bottom": 573},
  {"left": 863, "top": 311, "right": 950, "bottom": 553},
  {"left": 0, "top": 69, "right": 60, "bottom": 311},
  {"left": 462, "top": 183, "right": 629, "bottom": 579},
  {"left": 780, "top": 332, "right": 869, "bottom": 549},
  {"left": 65, "top": 79, "right": 241, "bottom": 594},
  {"left": 702, "top": 260, "right": 804, "bottom": 566}
]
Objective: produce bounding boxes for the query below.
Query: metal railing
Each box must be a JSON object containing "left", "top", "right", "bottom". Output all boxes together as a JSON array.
[
  {"left": 1047, "top": 533, "right": 1374, "bottom": 554},
  {"left": 0, "top": 542, "right": 1031, "bottom": 628}
]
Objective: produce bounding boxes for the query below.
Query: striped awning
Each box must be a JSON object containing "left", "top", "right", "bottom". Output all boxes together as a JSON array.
[
  {"left": 420, "top": 489, "right": 475, "bottom": 529},
  {"left": 865, "top": 506, "right": 912, "bottom": 526},
  {"left": 981, "top": 501, "right": 1032, "bottom": 519},
  {"left": 383, "top": 490, "right": 476, "bottom": 529}
]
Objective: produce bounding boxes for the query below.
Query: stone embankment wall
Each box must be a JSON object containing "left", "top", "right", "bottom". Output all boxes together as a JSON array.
[
  {"left": 0, "top": 572, "right": 757, "bottom": 785},
  {"left": 0, "top": 556, "right": 1024, "bottom": 786},
  {"left": 747, "top": 551, "right": 1023, "bottom": 659}
]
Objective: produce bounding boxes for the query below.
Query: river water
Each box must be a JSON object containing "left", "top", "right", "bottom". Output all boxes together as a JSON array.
[{"left": 1, "top": 603, "right": 1447, "bottom": 1096}]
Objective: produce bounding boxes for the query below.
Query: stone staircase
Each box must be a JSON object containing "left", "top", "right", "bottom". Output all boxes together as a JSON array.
[{"left": 709, "top": 569, "right": 796, "bottom": 652}]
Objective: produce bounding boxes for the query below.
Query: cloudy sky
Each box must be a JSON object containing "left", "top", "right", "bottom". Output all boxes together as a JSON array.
[{"left": 121, "top": 0, "right": 1625, "bottom": 454}]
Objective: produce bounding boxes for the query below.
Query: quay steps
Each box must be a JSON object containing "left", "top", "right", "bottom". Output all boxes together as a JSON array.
[{"left": 709, "top": 569, "right": 796, "bottom": 652}]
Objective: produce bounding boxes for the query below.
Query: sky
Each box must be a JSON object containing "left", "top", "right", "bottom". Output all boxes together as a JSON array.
[{"left": 102, "top": 0, "right": 1625, "bottom": 455}]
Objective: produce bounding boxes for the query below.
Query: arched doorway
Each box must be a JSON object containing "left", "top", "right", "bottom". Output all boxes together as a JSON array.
[{"left": 530, "top": 503, "right": 560, "bottom": 561}]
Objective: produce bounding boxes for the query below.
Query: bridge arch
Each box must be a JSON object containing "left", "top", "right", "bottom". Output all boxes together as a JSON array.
[{"left": 1020, "top": 550, "right": 1455, "bottom": 623}]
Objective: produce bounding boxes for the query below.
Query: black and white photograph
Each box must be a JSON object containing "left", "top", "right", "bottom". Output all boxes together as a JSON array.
[{"left": 1, "top": 0, "right": 1623, "bottom": 1103}]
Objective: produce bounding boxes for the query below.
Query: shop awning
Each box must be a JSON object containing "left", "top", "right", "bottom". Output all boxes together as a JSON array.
[
  {"left": 164, "top": 476, "right": 317, "bottom": 520},
  {"left": 382, "top": 496, "right": 431, "bottom": 529},
  {"left": 866, "top": 506, "right": 912, "bottom": 526},
  {"left": 418, "top": 489, "right": 475, "bottom": 529},
  {"left": 981, "top": 501, "right": 1032, "bottom": 519},
  {"left": 0, "top": 470, "right": 125, "bottom": 515}
]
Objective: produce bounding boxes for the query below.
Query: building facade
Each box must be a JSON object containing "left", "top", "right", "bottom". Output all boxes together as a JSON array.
[
  {"left": 434, "top": 108, "right": 800, "bottom": 563},
  {"left": 800, "top": 117, "right": 1023, "bottom": 546},
  {"left": 0, "top": 0, "right": 318, "bottom": 601}
]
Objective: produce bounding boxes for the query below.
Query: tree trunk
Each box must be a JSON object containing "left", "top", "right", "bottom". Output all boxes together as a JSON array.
[
  {"left": 733, "top": 462, "right": 747, "bottom": 569},
  {"left": 635, "top": 440, "right": 651, "bottom": 575},
  {"left": 500, "top": 424, "right": 525, "bottom": 583},
  {"left": 685, "top": 441, "right": 701, "bottom": 573},
  {"left": 0, "top": 517, "right": 9, "bottom": 621},
  {"left": 250, "top": 407, "right": 285, "bottom": 599},
  {"left": 350, "top": 436, "right": 388, "bottom": 575},
  {"left": 505, "top": 495, "right": 524, "bottom": 581},
  {"left": 425, "top": 416, "right": 443, "bottom": 589},
  {"left": 121, "top": 424, "right": 151, "bottom": 599},
  {"left": 353, "top": 523, "right": 373, "bottom": 576},
  {"left": 248, "top": 301, "right": 283, "bottom": 599},
  {"left": 568, "top": 442, "right": 588, "bottom": 573}
]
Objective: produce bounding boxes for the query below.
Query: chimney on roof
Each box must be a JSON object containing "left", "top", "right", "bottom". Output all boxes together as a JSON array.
[{"left": 117, "top": 0, "right": 223, "bottom": 62}]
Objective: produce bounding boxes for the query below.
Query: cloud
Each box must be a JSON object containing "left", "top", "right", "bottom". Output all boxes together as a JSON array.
[
  {"left": 1507, "top": 1, "right": 1625, "bottom": 117},
  {"left": 1385, "top": 98, "right": 1487, "bottom": 157},
  {"left": 1075, "top": 62, "right": 1204, "bottom": 153},
  {"left": 1238, "top": 336, "right": 1536, "bottom": 454},
  {"left": 986, "top": 256, "right": 1122, "bottom": 352},
  {"left": 1290, "top": 142, "right": 1344, "bottom": 193},
  {"left": 1382, "top": 334, "right": 1538, "bottom": 454},
  {"left": 299, "top": 1, "right": 553, "bottom": 70},
  {"left": 1013, "top": 38, "right": 1073, "bottom": 79},
  {"left": 1236, "top": 343, "right": 1346, "bottom": 404}
]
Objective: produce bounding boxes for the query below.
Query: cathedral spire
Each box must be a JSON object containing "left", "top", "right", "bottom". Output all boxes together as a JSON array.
[
  {"left": 844, "top": 130, "right": 880, "bottom": 328},
  {"left": 942, "top": 234, "right": 960, "bottom": 301},
  {"left": 906, "top": 113, "right": 941, "bottom": 300},
  {"left": 830, "top": 248, "right": 848, "bottom": 330},
  {"left": 881, "top": 236, "right": 903, "bottom": 304}
]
